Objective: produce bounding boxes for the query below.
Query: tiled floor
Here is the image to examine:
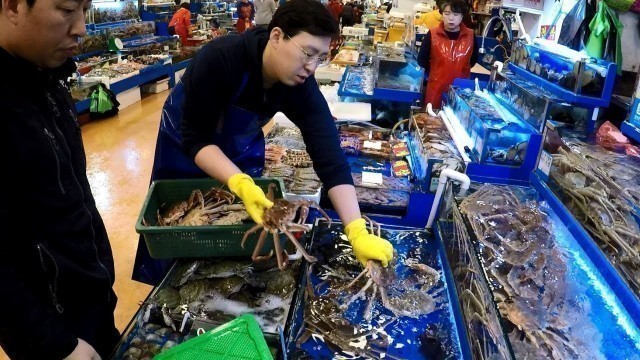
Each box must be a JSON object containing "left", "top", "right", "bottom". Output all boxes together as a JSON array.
[{"left": 0, "top": 91, "right": 169, "bottom": 359}]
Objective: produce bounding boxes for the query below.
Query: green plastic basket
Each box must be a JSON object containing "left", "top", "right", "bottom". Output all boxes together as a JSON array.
[
  {"left": 136, "top": 178, "right": 285, "bottom": 259},
  {"left": 153, "top": 314, "right": 273, "bottom": 360}
]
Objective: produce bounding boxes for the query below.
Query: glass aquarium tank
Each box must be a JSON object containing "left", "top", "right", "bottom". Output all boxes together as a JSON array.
[
  {"left": 438, "top": 183, "right": 640, "bottom": 360},
  {"left": 445, "top": 86, "right": 536, "bottom": 165},
  {"left": 106, "top": 20, "right": 155, "bottom": 39},
  {"left": 510, "top": 39, "right": 616, "bottom": 104},
  {"left": 375, "top": 57, "right": 423, "bottom": 93},
  {"left": 490, "top": 70, "right": 574, "bottom": 132}
]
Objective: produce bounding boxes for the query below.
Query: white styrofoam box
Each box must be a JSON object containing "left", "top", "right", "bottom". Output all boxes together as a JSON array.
[
  {"left": 319, "top": 83, "right": 341, "bottom": 103},
  {"left": 116, "top": 86, "right": 141, "bottom": 110},
  {"left": 141, "top": 78, "right": 170, "bottom": 93},
  {"left": 284, "top": 187, "right": 322, "bottom": 205},
  {"left": 342, "top": 26, "right": 371, "bottom": 37},
  {"left": 315, "top": 65, "right": 346, "bottom": 83},
  {"left": 328, "top": 102, "right": 372, "bottom": 122}
]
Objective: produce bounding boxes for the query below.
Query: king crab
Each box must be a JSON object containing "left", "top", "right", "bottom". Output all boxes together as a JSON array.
[
  {"left": 241, "top": 183, "right": 331, "bottom": 270},
  {"left": 156, "top": 187, "right": 236, "bottom": 226}
]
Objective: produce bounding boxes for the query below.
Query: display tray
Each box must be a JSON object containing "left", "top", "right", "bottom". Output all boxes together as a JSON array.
[
  {"left": 286, "top": 222, "right": 466, "bottom": 359},
  {"left": 136, "top": 178, "right": 285, "bottom": 259},
  {"left": 439, "top": 183, "right": 640, "bottom": 360},
  {"left": 110, "top": 255, "right": 308, "bottom": 359}
]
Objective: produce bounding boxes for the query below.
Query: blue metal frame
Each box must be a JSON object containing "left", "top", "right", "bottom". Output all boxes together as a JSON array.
[
  {"left": 76, "top": 98, "right": 91, "bottom": 113},
  {"left": 433, "top": 224, "right": 475, "bottom": 360},
  {"left": 320, "top": 190, "right": 434, "bottom": 228},
  {"left": 621, "top": 121, "right": 640, "bottom": 144},
  {"left": 530, "top": 173, "right": 640, "bottom": 326}
]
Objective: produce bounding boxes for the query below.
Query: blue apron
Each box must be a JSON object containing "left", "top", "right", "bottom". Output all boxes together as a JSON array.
[{"left": 133, "top": 73, "right": 269, "bottom": 285}]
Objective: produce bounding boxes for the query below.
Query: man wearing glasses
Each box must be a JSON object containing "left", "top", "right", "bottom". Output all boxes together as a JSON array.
[{"left": 136, "top": 0, "right": 394, "bottom": 285}]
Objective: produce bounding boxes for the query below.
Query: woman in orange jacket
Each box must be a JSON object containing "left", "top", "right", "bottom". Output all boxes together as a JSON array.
[
  {"left": 417, "top": 0, "right": 477, "bottom": 109},
  {"left": 168, "top": 0, "right": 195, "bottom": 46}
]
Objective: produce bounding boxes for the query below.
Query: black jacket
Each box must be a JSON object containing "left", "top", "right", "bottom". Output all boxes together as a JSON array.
[
  {"left": 0, "top": 47, "right": 118, "bottom": 359},
  {"left": 182, "top": 28, "right": 353, "bottom": 190}
]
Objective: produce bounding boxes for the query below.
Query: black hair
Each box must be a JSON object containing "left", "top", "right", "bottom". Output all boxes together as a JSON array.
[
  {"left": 268, "top": 0, "right": 339, "bottom": 38},
  {"left": 440, "top": 0, "right": 468, "bottom": 14},
  {"left": 1, "top": 0, "right": 36, "bottom": 10}
]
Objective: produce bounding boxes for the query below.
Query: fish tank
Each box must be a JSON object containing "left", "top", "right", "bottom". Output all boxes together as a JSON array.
[
  {"left": 437, "top": 182, "right": 640, "bottom": 360},
  {"left": 76, "top": 30, "right": 108, "bottom": 55},
  {"left": 105, "top": 21, "right": 155, "bottom": 39},
  {"left": 543, "top": 137, "right": 640, "bottom": 301},
  {"left": 287, "top": 221, "right": 466, "bottom": 359},
  {"left": 408, "top": 111, "right": 465, "bottom": 191},
  {"left": 445, "top": 86, "right": 536, "bottom": 165},
  {"left": 110, "top": 257, "right": 302, "bottom": 359},
  {"left": 510, "top": 39, "right": 616, "bottom": 107},
  {"left": 489, "top": 70, "right": 573, "bottom": 132},
  {"left": 375, "top": 56, "right": 423, "bottom": 94}
]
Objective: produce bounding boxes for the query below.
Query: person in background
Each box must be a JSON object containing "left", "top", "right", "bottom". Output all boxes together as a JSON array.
[
  {"left": 236, "top": 0, "right": 255, "bottom": 33},
  {"left": 133, "top": 0, "right": 394, "bottom": 285},
  {"left": 353, "top": 1, "right": 362, "bottom": 23},
  {"left": 169, "top": 0, "right": 195, "bottom": 45},
  {"left": 355, "top": 1, "right": 364, "bottom": 23},
  {"left": 341, "top": 1, "right": 354, "bottom": 27},
  {"left": 414, "top": 0, "right": 442, "bottom": 28},
  {"left": 382, "top": 1, "right": 392, "bottom": 13},
  {"left": 417, "top": 0, "right": 477, "bottom": 108},
  {"left": 327, "top": 0, "right": 343, "bottom": 23},
  {"left": 210, "top": 18, "right": 227, "bottom": 37},
  {"left": 0, "top": 0, "right": 120, "bottom": 357},
  {"left": 254, "top": 0, "right": 275, "bottom": 29}
]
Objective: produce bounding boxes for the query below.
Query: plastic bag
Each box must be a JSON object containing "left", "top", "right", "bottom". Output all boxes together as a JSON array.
[
  {"left": 558, "top": 0, "right": 591, "bottom": 51},
  {"left": 89, "top": 83, "right": 119, "bottom": 120},
  {"left": 596, "top": 121, "right": 640, "bottom": 157}
]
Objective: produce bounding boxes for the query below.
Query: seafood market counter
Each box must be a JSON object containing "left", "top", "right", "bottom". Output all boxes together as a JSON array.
[{"left": 115, "top": 173, "right": 640, "bottom": 359}]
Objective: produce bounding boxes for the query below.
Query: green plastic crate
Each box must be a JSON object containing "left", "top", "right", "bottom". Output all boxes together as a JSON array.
[
  {"left": 153, "top": 314, "right": 273, "bottom": 360},
  {"left": 136, "top": 178, "right": 285, "bottom": 259}
]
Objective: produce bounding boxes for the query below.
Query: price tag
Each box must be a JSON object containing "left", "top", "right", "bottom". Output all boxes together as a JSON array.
[
  {"left": 392, "top": 160, "right": 410, "bottom": 177},
  {"left": 538, "top": 150, "right": 553, "bottom": 176},
  {"left": 363, "top": 140, "right": 382, "bottom": 150},
  {"left": 164, "top": 46, "right": 169, "bottom": 51},
  {"left": 362, "top": 171, "right": 383, "bottom": 185},
  {"left": 392, "top": 141, "right": 409, "bottom": 157}
]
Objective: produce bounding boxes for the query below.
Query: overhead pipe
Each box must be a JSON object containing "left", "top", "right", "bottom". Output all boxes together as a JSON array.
[{"left": 426, "top": 168, "right": 470, "bottom": 229}]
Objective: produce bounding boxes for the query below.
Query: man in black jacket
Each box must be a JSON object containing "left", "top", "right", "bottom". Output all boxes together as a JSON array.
[
  {"left": 135, "top": 0, "right": 394, "bottom": 285},
  {"left": 0, "top": 0, "right": 120, "bottom": 358}
]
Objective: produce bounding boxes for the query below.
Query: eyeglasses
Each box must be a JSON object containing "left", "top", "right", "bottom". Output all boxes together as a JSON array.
[{"left": 285, "top": 34, "right": 327, "bottom": 66}]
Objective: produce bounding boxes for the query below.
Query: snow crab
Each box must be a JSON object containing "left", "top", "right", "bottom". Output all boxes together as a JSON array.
[
  {"left": 156, "top": 187, "right": 238, "bottom": 226},
  {"left": 242, "top": 183, "right": 331, "bottom": 270}
]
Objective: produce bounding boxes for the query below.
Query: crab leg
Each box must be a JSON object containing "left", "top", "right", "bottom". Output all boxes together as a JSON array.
[
  {"left": 251, "top": 230, "right": 269, "bottom": 261},
  {"left": 272, "top": 231, "right": 287, "bottom": 270},
  {"left": 288, "top": 223, "right": 312, "bottom": 232},
  {"left": 282, "top": 229, "right": 318, "bottom": 263},
  {"left": 241, "top": 223, "right": 264, "bottom": 249}
]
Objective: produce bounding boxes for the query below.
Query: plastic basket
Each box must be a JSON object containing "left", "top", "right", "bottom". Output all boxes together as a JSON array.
[
  {"left": 136, "top": 178, "right": 285, "bottom": 259},
  {"left": 154, "top": 314, "right": 273, "bottom": 360}
]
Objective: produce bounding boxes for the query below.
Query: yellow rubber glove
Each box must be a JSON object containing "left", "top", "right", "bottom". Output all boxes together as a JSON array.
[
  {"left": 227, "top": 174, "right": 273, "bottom": 224},
  {"left": 344, "top": 218, "right": 394, "bottom": 267}
]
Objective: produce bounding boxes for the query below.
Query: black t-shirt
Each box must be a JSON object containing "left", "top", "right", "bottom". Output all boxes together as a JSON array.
[{"left": 417, "top": 29, "right": 478, "bottom": 75}]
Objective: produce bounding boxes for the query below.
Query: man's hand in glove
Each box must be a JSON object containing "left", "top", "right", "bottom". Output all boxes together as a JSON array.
[
  {"left": 344, "top": 218, "right": 394, "bottom": 267},
  {"left": 227, "top": 174, "right": 273, "bottom": 224}
]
